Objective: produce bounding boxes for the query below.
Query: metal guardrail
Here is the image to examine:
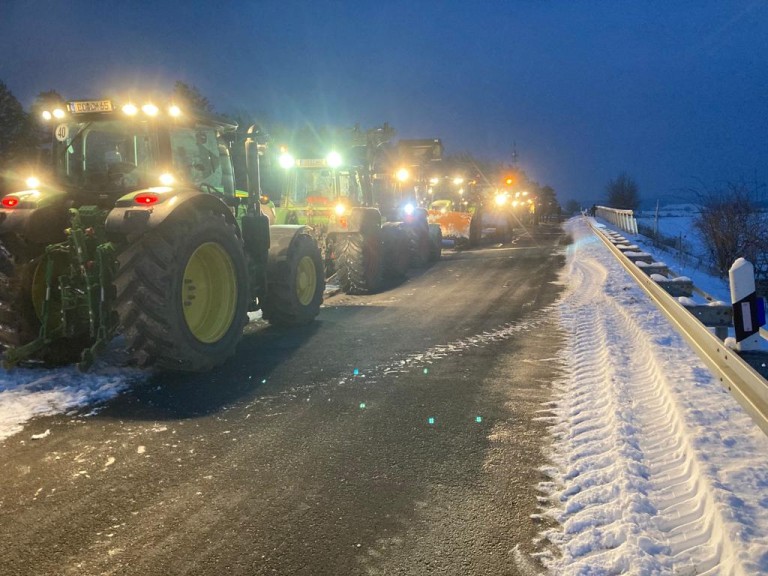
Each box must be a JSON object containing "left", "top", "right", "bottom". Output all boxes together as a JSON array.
[
  {"left": 588, "top": 219, "right": 768, "bottom": 436},
  {"left": 595, "top": 206, "right": 638, "bottom": 234}
]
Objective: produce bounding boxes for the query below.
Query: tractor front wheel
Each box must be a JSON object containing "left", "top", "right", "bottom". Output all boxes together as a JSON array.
[{"left": 262, "top": 233, "right": 324, "bottom": 326}]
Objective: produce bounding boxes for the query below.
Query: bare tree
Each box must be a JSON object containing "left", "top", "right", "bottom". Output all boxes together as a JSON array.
[
  {"left": 172, "top": 81, "right": 213, "bottom": 113},
  {"left": 693, "top": 182, "right": 767, "bottom": 279},
  {"left": 605, "top": 172, "right": 640, "bottom": 211}
]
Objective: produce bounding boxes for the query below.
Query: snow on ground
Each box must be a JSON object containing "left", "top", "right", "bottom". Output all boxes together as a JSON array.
[
  {"left": 1, "top": 215, "right": 768, "bottom": 574},
  {"left": 540, "top": 217, "right": 768, "bottom": 574},
  {"left": 0, "top": 350, "right": 147, "bottom": 442}
]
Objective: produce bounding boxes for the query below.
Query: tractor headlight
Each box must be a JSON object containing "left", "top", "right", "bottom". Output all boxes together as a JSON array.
[
  {"left": 334, "top": 203, "right": 347, "bottom": 217},
  {"left": 495, "top": 193, "right": 508, "bottom": 207},
  {"left": 25, "top": 176, "right": 41, "bottom": 189},
  {"left": 403, "top": 202, "right": 415, "bottom": 216},
  {"left": 159, "top": 173, "right": 176, "bottom": 186},
  {"left": 278, "top": 152, "right": 295, "bottom": 169}
]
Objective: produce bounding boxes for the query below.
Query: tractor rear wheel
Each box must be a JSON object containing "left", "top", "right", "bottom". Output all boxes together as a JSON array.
[
  {"left": 336, "top": 230, "right": 383, "bottom": 294},
  {"left": 0, "top": 239, "right": 87, "bottom": 366},
  {"left": 115, "top": 206, "right": 248, "bottom": 371},
  {"left": 262, "top": 233, "right": 324, "bottom": 326},
  {"left": 0, "top": 241, "right": 41, "bottom": 350},
  {"left": 381, "top": 223, "right": 410, "bottom": 279},
  {"left": 428, "top": 224, "right": 443, "bottom": 262}
]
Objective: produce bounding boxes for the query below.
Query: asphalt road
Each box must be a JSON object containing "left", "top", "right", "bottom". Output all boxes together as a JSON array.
[{"left": 1, "top": 222, "right": 568, "bottom": 576}]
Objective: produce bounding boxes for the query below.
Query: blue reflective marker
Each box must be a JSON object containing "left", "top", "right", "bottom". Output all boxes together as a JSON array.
[
  {"left": 423, "top": 368, "right": 429, "bottom": 375},
  {"left": 261, "top": 379, "right": 267, "bottom": 384},
  {"left": 428, "top": 417, "right": 435, "bottom": 425},
  {"left": 353, "top": 368, "right": 359, "bottom": 376},
  {"left": 475, "top": 416, "right": 483, "bottom": 423},
  {"left": 359, "top": 402, "right": 366, "bottom": 409}
]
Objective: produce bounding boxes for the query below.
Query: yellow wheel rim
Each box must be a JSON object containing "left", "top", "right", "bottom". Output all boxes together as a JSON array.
[
  {"left": 296, "top": 255, "right": 317, "bottom": 306},
  {"left": 182, "top": 242, "right": 238, "bottom": 343}
]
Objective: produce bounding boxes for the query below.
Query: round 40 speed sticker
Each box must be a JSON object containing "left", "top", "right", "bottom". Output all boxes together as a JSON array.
[{"left": 54, "top": 124, "right": 69, "bottom": 142}]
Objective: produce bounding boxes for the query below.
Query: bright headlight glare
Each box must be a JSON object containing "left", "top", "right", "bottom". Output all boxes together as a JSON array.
[
  {"left": 41, "top": 110, "right": 52, "bottom": 121},
  {"left": 142, "top": 103, "right": 159, "bottom": 116},
  {"left": 403, "top": 203, "right": 415, "bottom": 215},
  {"left": 53, "top": 108, "right": 66, "bottom": 119},
  {"left": 495, "top": 193, "right": 508, "bottom": 206},
  {"left": 159, "top": 173, "right": 175, "bottom": 186},
  {"left": 25, "top": 176, "right": 40, "bottom": 189},
  {"left": 334, "top": 203, "right": 346, "bottom": 216},
  {"left": 168, "top": 105, "right": 182, "bottom": 117},
  {"left": 279, "top": 152, "right": 295, "bottom": 169},
  {"left": 396, "top": 168, "right": 409, "bottom": 182},
  {"left": 326, "top": 151, "right": 342, "bottom": 168},
  {"left": 122, "top": 103, "right": 138, "bottom": 116}
]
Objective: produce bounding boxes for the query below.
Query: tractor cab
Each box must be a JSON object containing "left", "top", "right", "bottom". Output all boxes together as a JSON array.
[{"left": 43, "top": 99, "right": 237, "bottom": 207}]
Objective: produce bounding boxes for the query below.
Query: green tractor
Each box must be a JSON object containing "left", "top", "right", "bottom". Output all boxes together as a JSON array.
[
  {"left": 0, "top": 97, "right": 325, "bottom": 371},
  {"left": 270, "top": 130, "right": 411, "bottom": 295}
]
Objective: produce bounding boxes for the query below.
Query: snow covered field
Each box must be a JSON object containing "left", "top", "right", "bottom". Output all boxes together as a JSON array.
[
  {"left": 540, "top": 218, "right": 768, "bottom": 574},
  {"left": 1, "top": 216, "right": 767, "bottom": 574}
]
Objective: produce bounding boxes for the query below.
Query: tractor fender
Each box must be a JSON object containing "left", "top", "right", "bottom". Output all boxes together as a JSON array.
[
  {"left": 0, "top": 189, "right": 70, "bottom": 245},
  {"left": 105, "top": 188, "right": 238, "bottom": 240},
  {"left": 267, "top": 225, "right": 314, "bottom": 269}
]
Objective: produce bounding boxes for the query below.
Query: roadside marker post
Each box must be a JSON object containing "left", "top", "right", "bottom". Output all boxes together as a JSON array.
[{"left": 730, "top": 258, "right": 765, "bottom": 351}]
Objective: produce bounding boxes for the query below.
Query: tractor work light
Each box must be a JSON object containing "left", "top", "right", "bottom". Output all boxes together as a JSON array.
[
  {"left": 495, "top": 192, "right": 508, "bottom": 207},
  {"left": 122, "top": 103, "right": 139, "bottom": 116},
  {"left": 25, "top": 176, "right": 40, "bottom": 189},
  {"left": 278, "top": 152, "right": 295, "bottom": 169},
  {"left": 326, "top": 151, "right": 342, "bottom": 168},
  {"left": 334, "top": 203, "right": 347, "bottom": 217},
  {"left": 141, "top": 103, "right": 159, "bottom": 116},
  {"left": 396, "top": 168, "right": 410, "bottom": 182},
  {"left": 158, "top": 173, "right": 176, "bottom": 186},
  {"left": 168, "top": 105, "right": 182, "bottom": 117},
  {"left": 403, "top": 202, "right": 415, "bottom": 215}
]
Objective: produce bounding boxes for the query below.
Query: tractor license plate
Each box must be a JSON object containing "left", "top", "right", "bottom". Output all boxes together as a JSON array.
[{"left": 69, "top": 100, "right": 115, "bottom": 113}]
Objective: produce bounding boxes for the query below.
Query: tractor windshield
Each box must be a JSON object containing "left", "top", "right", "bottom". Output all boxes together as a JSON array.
[
  {"left": 52, "top": 119, "right": 158, "bottom": 195},
  {"left": 284, "top": 167, "right": 361, "bottom": 207}
]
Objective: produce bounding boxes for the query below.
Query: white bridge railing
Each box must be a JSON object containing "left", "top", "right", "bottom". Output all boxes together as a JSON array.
[{"left": 595, "top": 206, "right": 638, "bottom": 234}]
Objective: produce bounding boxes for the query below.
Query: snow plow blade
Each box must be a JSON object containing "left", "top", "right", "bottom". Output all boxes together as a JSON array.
[{"left": 427, "top": 210, "right": 472, "bottom": 241}]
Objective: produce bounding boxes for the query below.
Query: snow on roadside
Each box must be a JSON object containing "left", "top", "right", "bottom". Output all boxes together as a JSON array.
[
  {"left": 0, "top": 363, "right": 145, "bottom": 443},
  {"left": 540, "top": 218, "right": 768, "bottom": 574}
]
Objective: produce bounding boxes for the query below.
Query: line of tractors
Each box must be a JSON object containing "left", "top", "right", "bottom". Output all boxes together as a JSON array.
[{"left": 0, "top": 95, "right": 522, "bottom": 372}]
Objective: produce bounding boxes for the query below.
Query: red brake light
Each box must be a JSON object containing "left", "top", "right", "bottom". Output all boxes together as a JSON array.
[
  {"left": 2, "top": 196, "right": 19, "bottom": 208},
  {"left": 134, "top": 193, "right": 160, "bottom": 205}
]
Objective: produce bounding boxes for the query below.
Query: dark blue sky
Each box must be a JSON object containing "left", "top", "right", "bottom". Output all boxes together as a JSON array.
[{"left": 2, "top": 1, "right": 767, "bottom": 205}]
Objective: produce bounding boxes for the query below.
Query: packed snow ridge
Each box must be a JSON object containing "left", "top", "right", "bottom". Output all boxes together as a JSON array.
[{"left": 539, "top": 218, "right": 768, "bottom": 574}]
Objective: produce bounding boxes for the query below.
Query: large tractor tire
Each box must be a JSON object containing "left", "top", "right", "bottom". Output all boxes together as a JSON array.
[
  {"left": 336, "top": 230, "right": 383, "bottom": 295},
  {"left": 380, "top": 223, "right": 410, "bottom": 279},
  {"left": 115, "top": 206, "right": 249, "bottom": 372},
  {"left": 0, "top": 241, "right": 42, "bottom": 350},
  {"left": 261, "top": 233, "right": 324, "bottom": 326},
  {"left": 469, "top": 209, "right": 483, "bottom": 247},
  {"left": 406, "top": 224, "right": 430, "bottom": 268},
  {"left": 428, "top": 224, "right": 443, "bottom": 262}
]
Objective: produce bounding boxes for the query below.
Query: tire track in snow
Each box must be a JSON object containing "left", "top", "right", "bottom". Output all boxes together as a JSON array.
[{"left": 543, "top": 246, "right": 751, "bottom": 575}]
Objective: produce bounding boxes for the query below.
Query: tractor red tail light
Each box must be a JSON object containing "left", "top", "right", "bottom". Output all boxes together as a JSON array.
[
  {"left": 1, "top": 196, "right": 19, "bottom": 208},
  {"left": 134, "top": 193, "right": 160, "bottom": 205}
]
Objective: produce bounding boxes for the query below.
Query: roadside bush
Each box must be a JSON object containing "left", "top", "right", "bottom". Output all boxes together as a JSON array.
[{"left": 693, "top": 182, "right": 768, "bottom": 282}]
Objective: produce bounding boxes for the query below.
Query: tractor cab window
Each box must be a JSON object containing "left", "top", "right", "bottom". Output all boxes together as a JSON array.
[
  {"left": 286, "top": 167, "right": 362, "bottom": 206},
  {"left": 170, "top": 127, "right": 224, "bottom": 191},
  {"left": 54, "top": 120, "right": 155, "bottom": 194}
]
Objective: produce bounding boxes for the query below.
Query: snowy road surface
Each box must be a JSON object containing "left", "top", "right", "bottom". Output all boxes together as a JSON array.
[
  {"left": 0, "top": 220, "right": 768, "bottom": 575},
  {"left": 540, "top": 218, "right": 768, "bottom": 574}
]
